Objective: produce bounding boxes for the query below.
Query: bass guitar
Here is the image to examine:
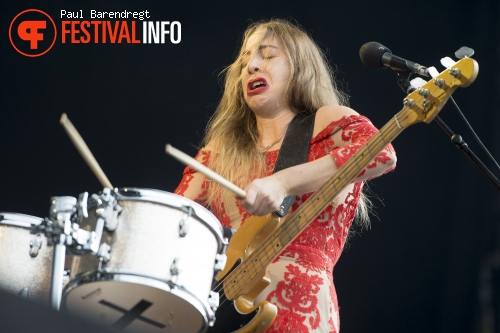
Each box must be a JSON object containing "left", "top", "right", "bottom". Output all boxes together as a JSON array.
[{"left": 209, "top": 56, "right": 479, "bottom": 333}]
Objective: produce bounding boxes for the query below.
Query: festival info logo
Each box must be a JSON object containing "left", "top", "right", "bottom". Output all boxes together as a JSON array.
[
  {"left": 10, "top": 9, "right": 181, "bottom": 57},
  {"left": 9, "top": 9, "right": 57, "bottom": 57}
]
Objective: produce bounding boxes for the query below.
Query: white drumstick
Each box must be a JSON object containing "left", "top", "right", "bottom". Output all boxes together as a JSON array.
[
  {"left": 165, "top": 144, "right": 246, "bottom": 198},
  {"left": 60, "top": 113, "right": 114, "bottom": 189}
]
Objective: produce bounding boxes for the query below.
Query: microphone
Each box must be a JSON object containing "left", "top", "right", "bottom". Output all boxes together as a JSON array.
[{"left": 359, "top": 41, "right": 430, "bottom": 77}]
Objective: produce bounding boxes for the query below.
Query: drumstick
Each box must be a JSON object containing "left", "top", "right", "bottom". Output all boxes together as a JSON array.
[
  {"left": 60, "top": 113, "right": 114, "bottom": 189},
  {"left": 165, "top": 144, "right": 246, "bottom": 198}
]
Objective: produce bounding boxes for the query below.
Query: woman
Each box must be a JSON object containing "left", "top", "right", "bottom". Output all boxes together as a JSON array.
[{"left": 175, "top": 19, "right": 396, "bottom": 333}]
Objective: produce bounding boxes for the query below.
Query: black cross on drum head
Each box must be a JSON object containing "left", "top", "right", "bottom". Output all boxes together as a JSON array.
[{"left": 99, "top": 299, "right": 165, "bottom": 330}]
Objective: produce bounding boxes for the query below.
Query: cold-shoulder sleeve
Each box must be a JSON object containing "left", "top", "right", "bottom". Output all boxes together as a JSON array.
[
  {"left": 174, "top": 149, "right": 211, "bottom": 205},
  {"left": 312, "top": 114, "right": 396, "bottom": 181}
]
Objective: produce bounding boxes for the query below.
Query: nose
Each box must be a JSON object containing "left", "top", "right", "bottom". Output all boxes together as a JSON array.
[{"left": 247, "top": 54, "right": 261, "bottom": 73}]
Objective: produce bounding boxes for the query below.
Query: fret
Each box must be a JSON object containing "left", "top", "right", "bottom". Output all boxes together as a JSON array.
[
  {"left": 363, "top": 140, "right": 374, "bottom": 158},
  {"left": 378, "top": 124, "right": 390, "bottom": 145},
  {"left": 250, "top": 254, "right": 263, "bottom": 272},
  {"left": 291, "top": 215, "right": 303, "bottom": 232},
  {"left": 277, "top": 232, "right": 287, "bottom": 250},
  {"left": 284, "top": 219, "right": 293, "bottom": 242},
  {"left": 309, "top": 196, "right": 320, "bottom": 214},
  {"left": 394, "top": 114, "right": 402, "bottom": 129},
  {"left": 320, "top": 181, "right": 336, "bottom": 202},
  {"left": 353, "top": 154, "right": 363, "bottom": 174},
  {"left": 263, "top": 244, "right": 274, "bottom": 262}
]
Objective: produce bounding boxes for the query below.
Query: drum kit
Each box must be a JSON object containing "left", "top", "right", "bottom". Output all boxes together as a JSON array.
[
  {"left": 0, "top": 187, "right": 228, "bottom": 333},
  {"left": 0, "top": 114, "right": 237, "bottom": 333}
]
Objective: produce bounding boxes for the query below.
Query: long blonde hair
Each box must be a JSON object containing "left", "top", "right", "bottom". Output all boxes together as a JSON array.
[{"left": 202, "top": 19, "right": 369, "bottom": 224}]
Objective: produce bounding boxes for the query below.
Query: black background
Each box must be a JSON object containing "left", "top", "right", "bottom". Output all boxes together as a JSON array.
[{"left": 1, "top": 1, "right": 499, "bottom": 332}]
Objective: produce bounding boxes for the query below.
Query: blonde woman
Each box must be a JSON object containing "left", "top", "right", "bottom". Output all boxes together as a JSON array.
[{"left": 175, "top": 19, "right": 396, "bottom": 333}]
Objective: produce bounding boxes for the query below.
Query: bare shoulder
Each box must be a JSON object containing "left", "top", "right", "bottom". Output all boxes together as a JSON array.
[{"left": 313, "top": 104, "right": 360, "bottom": 137}]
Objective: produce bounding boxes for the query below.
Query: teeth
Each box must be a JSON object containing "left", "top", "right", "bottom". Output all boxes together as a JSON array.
[{"left": 251, "top": 81, "right": 265, "bottom": 89}]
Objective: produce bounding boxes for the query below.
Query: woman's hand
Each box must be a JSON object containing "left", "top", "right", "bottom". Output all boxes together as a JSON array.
[{"left": 240, "top": 176, "right": 288, "bottom": 216}]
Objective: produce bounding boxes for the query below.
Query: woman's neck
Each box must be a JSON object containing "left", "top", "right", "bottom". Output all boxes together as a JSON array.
[{"left": 255, "top": 109, "right": 295, "bottom": 151}]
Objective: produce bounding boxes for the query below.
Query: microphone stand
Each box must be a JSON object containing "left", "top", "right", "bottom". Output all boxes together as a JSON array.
[{"left": 395, "top": 71, "right": 500, "bottom": 190}]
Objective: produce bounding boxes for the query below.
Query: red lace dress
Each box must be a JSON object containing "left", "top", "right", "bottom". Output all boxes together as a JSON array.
[{"left": 175, "top": 115, "right": 396, "bottom": 332}]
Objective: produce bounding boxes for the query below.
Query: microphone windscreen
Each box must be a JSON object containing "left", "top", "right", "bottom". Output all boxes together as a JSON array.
[{"left": 359, "top": 41, "right": 391, "bottom": 68}]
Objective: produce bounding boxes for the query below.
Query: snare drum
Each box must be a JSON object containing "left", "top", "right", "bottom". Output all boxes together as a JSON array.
[
  {"left": 0, "top": 212, "right": 53, "bottom": 304},
  {"left": 63, "top": 188, "right": 226, "bottom": 333}
]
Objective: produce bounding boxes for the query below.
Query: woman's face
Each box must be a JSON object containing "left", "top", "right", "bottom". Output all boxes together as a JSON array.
[{"left": 240, "top": 28, "right": 291, "bottom": 115}]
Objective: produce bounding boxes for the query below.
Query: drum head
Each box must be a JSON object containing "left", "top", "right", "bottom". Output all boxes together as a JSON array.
[{"left": 63, "top": 273, "right": 210, "bottom": 333}]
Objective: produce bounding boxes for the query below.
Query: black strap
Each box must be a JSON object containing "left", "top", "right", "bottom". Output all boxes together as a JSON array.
[{"left": 273, "top": 112, "right": 316, "bottom": 217}]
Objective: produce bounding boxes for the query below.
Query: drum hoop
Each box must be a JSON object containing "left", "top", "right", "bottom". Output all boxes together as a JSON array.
[
  {"left": 0, "top": 212, "right": 43, "bottom": 228},
  {"left": 63, "top": 270, "right": 215, "bottom": 326},
  {"left": 113, "top": 188, "right": 227, "bottom": 252}
]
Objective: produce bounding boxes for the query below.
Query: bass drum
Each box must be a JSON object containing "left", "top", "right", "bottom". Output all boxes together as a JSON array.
[
  {"left": 0, "top": 212, "right": 53, "bottom": 304},
  {"left": 63, "top": 188, "right": 226, "bottom": 333}
]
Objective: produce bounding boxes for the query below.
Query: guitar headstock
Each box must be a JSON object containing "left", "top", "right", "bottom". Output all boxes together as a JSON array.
[{"left": 398, "top": 57, "right": 479, "bottom": 127}]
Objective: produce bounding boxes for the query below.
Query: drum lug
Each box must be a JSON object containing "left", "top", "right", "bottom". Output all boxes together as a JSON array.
[
  {"left": 179, "top": 205, "right": 194, "bottom": 237},
  {"left": 97, "top": 242, "right": 112, "bottom": 263},
  {"left": 93, "top": 188, "right": 122, "bottom": 232},
  {"left": 29, "top": 234, "right": 43, "bottom": 257},
  {"left": 76, "top": 188, "right": 122, "bottom": 255},
  {"left": 30, "top": 196, "right": 77, "bottom": 247},
  {"left": 170, "top": 257, "right": 182, "bottom": 276},
  {"left": 208, "top": 290, "right": 220, "bottom": 312},
  {"left": 50, "top": 196, "right": 77, "bottom": 225},
  {"left": 214, "top": 253, "right": 227, "bottom": 272}
]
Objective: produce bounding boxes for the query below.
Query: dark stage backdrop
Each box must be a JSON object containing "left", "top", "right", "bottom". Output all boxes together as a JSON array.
[{"left": 1, "top": 1, "right": 499, "bottom": 332}]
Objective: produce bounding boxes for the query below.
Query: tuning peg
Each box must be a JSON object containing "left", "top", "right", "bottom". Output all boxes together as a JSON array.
[
  {"left": 440, "top": 57, "right": 457, "bottom": 69},
  {"left": 410, "top": 77, "right": 427, "bottom": 88},
  {"left": 428, "top": 66, "right": 440, "bottom": 78},
  {"left": 455, "top": 46, "right": 474, "bottom": 59}
]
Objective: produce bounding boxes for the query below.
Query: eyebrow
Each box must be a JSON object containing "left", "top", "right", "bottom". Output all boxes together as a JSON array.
[
  {"left": 243, "top": 44, "right": 279, "bottom": 55},
  {"left": 259, "top": 44, "right": 278, "bottom": 50}
]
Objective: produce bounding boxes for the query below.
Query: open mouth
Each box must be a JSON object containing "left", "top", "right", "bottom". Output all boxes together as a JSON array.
[{"left": 247, "top": 78, "right": 269, "bottom": 95}]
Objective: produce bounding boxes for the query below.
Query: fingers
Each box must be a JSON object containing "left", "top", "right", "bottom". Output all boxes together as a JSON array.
[{"left": 240, "top": 178, "right": 286, "bottom": 216}]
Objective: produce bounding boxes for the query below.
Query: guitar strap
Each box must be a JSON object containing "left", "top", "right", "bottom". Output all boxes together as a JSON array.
[{"left": 273, "top": 112, "right": 316, "bottom": 217}]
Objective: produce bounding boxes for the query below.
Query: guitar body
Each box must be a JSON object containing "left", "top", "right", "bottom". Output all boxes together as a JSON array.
[{"left": 209, "top": 214, "right": 281, "bottom": 332}]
